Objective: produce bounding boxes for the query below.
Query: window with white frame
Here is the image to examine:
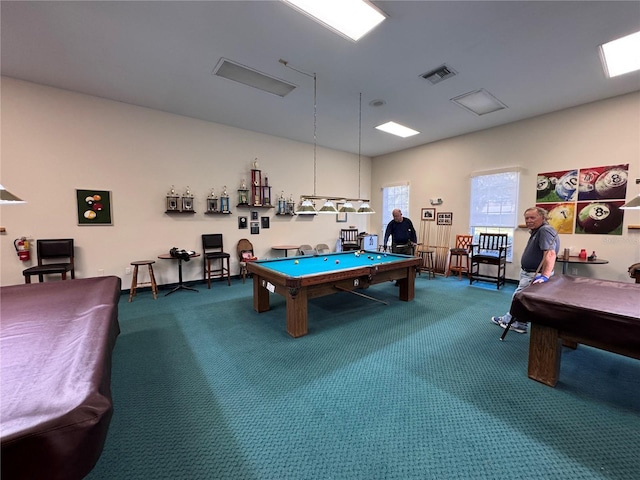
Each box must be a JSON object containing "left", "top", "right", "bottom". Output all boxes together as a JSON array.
[
  {"left": 381, "top": 183, "right": 410, "bottom": 247},
  {"left": 469, "top": 171, "right": 520, "bottom": 261}
]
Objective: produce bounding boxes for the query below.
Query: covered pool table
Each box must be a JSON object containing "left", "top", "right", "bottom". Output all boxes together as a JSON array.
[
  {"left": 510, "top": 275, "right": 640, "bottom": 387},
  {"left": 245, "top": 250, "right": 422, "bottom": 337}
]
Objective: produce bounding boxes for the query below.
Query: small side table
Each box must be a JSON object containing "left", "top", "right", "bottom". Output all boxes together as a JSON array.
[
  {"left": 129, "top": 260, "right": 158, "bottom": 302},
  {"left": 158, "top": 253, "right": 200, "bottom": 295}
]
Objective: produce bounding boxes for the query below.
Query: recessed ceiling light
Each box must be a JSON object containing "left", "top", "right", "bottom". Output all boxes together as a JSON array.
[
  {"left": 599, "top": 30, "right": 640, "bottom": 78},
  {"left": 450, "top": 89, "right": 507, "bottom": 116},
  {"left": 282, "top": 0, "right": 386, "bottom": 42},
  {"left": 375, "top": 121, "right": 420, "bottom": 138}
]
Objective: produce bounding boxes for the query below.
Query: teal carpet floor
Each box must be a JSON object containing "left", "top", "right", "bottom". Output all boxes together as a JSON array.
[{"left": 87, "top": 276, "right": 639, "bottom": 479}]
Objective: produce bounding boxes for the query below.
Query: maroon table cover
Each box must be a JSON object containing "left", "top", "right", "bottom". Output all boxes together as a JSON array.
[{"left": 1, "top": 276, "right": 121, "bottom": 480}]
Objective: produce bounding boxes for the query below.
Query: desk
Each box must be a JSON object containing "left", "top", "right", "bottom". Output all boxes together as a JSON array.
[
  {"left": 271, "top": 245, "right": 299, "bottom": 257},
  {"left": 158, "top": 252, "right": 200, "bottom": 295},
  {"left": 246, "top": 251, "right": 422, "bottom": 337},
  {"left": 510, "top": 275, "right": 640, "bottom": 387},
  {"left": 1, "top": 277, "right": 121, "bottom": 480},
  {"left": 557, "top": 255, "right": 608, "bottom": 274}
]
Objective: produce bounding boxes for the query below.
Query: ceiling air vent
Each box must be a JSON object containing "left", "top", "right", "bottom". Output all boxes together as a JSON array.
[
  {"left": 213, "top": 58, "right": 297, "bottom": 97},
  {"left": 420, "top": 64, "right": 457, "bottom": 85}
]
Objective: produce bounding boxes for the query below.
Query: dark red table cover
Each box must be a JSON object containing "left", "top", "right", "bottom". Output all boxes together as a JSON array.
[
  {"left": 1, "top": 276, "right": 121, "bottom": 480},
  {"left": 510, "top": 275, "right": 640, "bottom": 356}
]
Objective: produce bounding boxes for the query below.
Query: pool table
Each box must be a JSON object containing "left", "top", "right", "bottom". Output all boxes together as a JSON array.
[
  {"left": 510, "top": 275, "right": 640, "bottom": 387},
  {"left": 245, "top": 250, "right": 423, "bottom": 337}
]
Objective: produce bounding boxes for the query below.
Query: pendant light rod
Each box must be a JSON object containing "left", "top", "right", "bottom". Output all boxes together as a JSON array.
[{"left": 280, "top": 59, "right": 317, "bottom": 198}]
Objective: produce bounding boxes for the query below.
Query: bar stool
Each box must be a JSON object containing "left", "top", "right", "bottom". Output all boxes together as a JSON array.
[
  {"left": 447, "top": 235, "right": 473, "bottom": 280},
  {"left": 129, "top": 260, "right": 158, "bottom": 302},
  {"left": 417, "top": 247, "right": 436, "bottom": 280}
]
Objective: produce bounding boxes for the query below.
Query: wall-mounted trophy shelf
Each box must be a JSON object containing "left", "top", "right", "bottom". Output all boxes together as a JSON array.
[
  {"left": 204, "top": 211, "right": 232, "bottom": 215},
  {"left": 165, "top": 210, "right": 196, "bottom": 214},
  {"left": 237, "top": 205, "right": 274, "bottom": 209}
]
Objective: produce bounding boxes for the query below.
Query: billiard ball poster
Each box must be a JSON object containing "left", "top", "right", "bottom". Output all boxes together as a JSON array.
[
  {"left": 536, "top": 164, "right": 628, "bottom": 235},
  {"left": 76, "top": 189, "right": 112, "bottom": 225}
]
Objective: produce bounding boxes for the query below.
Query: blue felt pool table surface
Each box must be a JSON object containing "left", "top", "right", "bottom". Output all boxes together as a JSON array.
[{"left": 253, "top": 250, "right": 411, "bottom": 277}]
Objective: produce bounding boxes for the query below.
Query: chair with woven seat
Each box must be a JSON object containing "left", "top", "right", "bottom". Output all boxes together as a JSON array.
[
  {"left": 22, "top": 239, "right": 75, "bottom": 284},
  {"left": 340, "top": 229, "right": 359, "bottom": 251},
  {"left": 469, "top": 233, "right": 508, "bottom": 289},
  {"left": 202, "top": 234, "right": 231, "bottom": 288},
  {"left": 237, "top": 238, "right": 257, "bottom": 283},
  {"left": 446, "top": 234, "right": 473, "bottom": 280}
]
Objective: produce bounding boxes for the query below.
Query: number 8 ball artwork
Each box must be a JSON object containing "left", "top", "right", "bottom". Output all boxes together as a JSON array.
[{"left": 576, "top": 202, "right": 624, "bottom": 234}]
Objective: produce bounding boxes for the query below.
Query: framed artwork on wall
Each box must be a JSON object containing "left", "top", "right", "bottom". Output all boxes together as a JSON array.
[
  {"left": 261, "top": 216, "right": 270, "bottom": 229},
  {"left": 250, "top": 222, "right": 260, "bottom": 234},
  {"left": 77, "top": 189, "right": 112, "bottom": 225},
  {"left": 421, "top": 208, "right": 436, "bottom": 221},
  {"left": 238, "top": 216, "right": 248, "bottom": 229},
  {"left": 436, "top": 212, "right": 453, "bottom": 226}
]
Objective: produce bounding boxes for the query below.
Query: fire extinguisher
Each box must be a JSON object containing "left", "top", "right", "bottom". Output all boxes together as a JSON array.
[{"left": 14, "top": 237, "right": 31, "bottom": 261}]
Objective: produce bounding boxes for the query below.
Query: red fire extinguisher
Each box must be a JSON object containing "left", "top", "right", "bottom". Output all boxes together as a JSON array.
[{"left": 14, "top": 237, "right": 31, "bottom": 261}]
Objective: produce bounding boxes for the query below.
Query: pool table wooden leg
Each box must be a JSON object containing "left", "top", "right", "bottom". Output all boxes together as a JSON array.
[
  {"left": 528, "top": 323, "right": 562, "bottom": 387},
  {"left": 253, "top": 276, "right": 270, "bottom": 313},
  {"left": 286, "top": 287, "right": 308, "bottom": 338},
  {"left": 398, "top": 267, "right": 416, "bottom": 301}
]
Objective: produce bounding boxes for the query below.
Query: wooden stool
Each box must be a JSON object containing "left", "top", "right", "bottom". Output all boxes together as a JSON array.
[
  {"left": 129, "top": 260, "right": 158, "bottom": 302},
  {"left": 418, "top": 249, "right": 435, "bottom": 279}
]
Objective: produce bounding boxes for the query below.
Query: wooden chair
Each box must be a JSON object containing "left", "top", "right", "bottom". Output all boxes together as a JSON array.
[
  {"left": 469, "top": 233, "right": 508, "bottom": 289},
  {"left": 298, "top": 244, "right": 316, "bottom": 255},
  {"left": 340, "top": 229, "right": 359, "bottom": 251},
  {"left": 316, "top": 243, "right": 331, "bottom": 254},
  {"left": 446, "top": 235, "right": 473, "bottom": 280},
  {"left": 23, "top": 239, "right": 75, "bottom": 284},
  {"left": 202, "top": 234, "right": 231, "bottom": 288},
  {"left": 237, "top": 238, "right": 257, "bottom": 283}
]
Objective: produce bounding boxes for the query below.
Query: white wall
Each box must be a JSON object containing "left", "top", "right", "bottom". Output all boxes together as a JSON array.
[
  {"left": 0, "top": 78, "right": 372, "bottom": 287},
  {"left": 2, "top": 78, "right": 638, "bottom": 287},
  {"left": 371, "top": 91, "right": 640, "bottom": 282}
]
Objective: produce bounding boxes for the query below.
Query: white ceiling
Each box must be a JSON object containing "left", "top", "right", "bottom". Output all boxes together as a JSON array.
[{"left": 2, "top": 1, "right": 639, "bottom": 157}]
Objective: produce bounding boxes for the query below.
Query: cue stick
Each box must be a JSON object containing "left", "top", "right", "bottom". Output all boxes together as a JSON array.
[{"left": 335, "top": 286, "right": 389, "bottom": 305}]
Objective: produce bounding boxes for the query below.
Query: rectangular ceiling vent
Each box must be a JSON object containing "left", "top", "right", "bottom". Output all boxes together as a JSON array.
[
  {"left": 420, "top": 64, "right": 457, "bottom": 85},
  {"left": 213, "top": 58, "right": 297, "bottom": 97}
]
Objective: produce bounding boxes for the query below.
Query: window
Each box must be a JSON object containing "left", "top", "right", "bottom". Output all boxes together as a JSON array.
[
  {"left": 381, "top": 183, "right": 410, "bottom": 246},
  {"left": 469, "top": 171, "right": 519, "bottom": 261}
]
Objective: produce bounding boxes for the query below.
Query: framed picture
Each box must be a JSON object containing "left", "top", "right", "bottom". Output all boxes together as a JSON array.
[
  {"left": 421, "top": 208, "right": 436, "bottom": 221},
  {"left": 261, "top": 216, "right": 270, "bottom": 229},
  {"left": 77, "top": 189, "right": 112, "bottom": 225},
  {"left": 250, "top": 222, "right": 260, "bottom": 234},
  {"left": 336, "top": 203, "right": 347, "bottom": 223},
  {"left": 238, "top": 216, "right": 248, "bottom": 229},
  {"left": 251, "top": 210, "right": 259, "bottom": 220},
  {"left": 437, "top": 212, "right": 453, "bottom": 226}
]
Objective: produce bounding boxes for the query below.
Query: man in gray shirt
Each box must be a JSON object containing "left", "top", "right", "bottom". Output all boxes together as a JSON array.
[{"left": 491, "top": 206, "right": 559, "bottom": 334}]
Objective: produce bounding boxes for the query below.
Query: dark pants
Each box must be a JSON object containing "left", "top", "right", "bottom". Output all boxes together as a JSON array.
[{"left": 392, "top": 243, "right": 413, "bottom": 255}]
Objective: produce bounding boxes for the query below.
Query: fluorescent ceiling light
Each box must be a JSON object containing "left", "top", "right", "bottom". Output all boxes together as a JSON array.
[
  {"left": 375, "top": 121, "right": 420, "bottom": 138},
  {"left": 283, "top": 0, "right": 386, "bottom": 42},
  {"left": 451, "top": 89, "right": 507, "bottom": 116},
  {"left": 599, "top": 30, "right": 640, "bottom": 78},
  {"left": 213, "top": 58, "right": 297, "bottom": 97}
]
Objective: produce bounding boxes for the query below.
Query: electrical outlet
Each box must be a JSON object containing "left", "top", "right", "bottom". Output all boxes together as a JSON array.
[
  {"left": 98, "top": 269, "right": 104, "bottom": 276},
  {"left": 571, "top": 268, "right": 578, "bottom": 275},
  {"left": 125, "top": 267, "right": 132, "bottom": 275}
]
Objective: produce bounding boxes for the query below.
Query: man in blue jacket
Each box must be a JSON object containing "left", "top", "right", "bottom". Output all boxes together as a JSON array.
[{"left": 383, "top": 209, "right": 417, "bottom": 255}]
